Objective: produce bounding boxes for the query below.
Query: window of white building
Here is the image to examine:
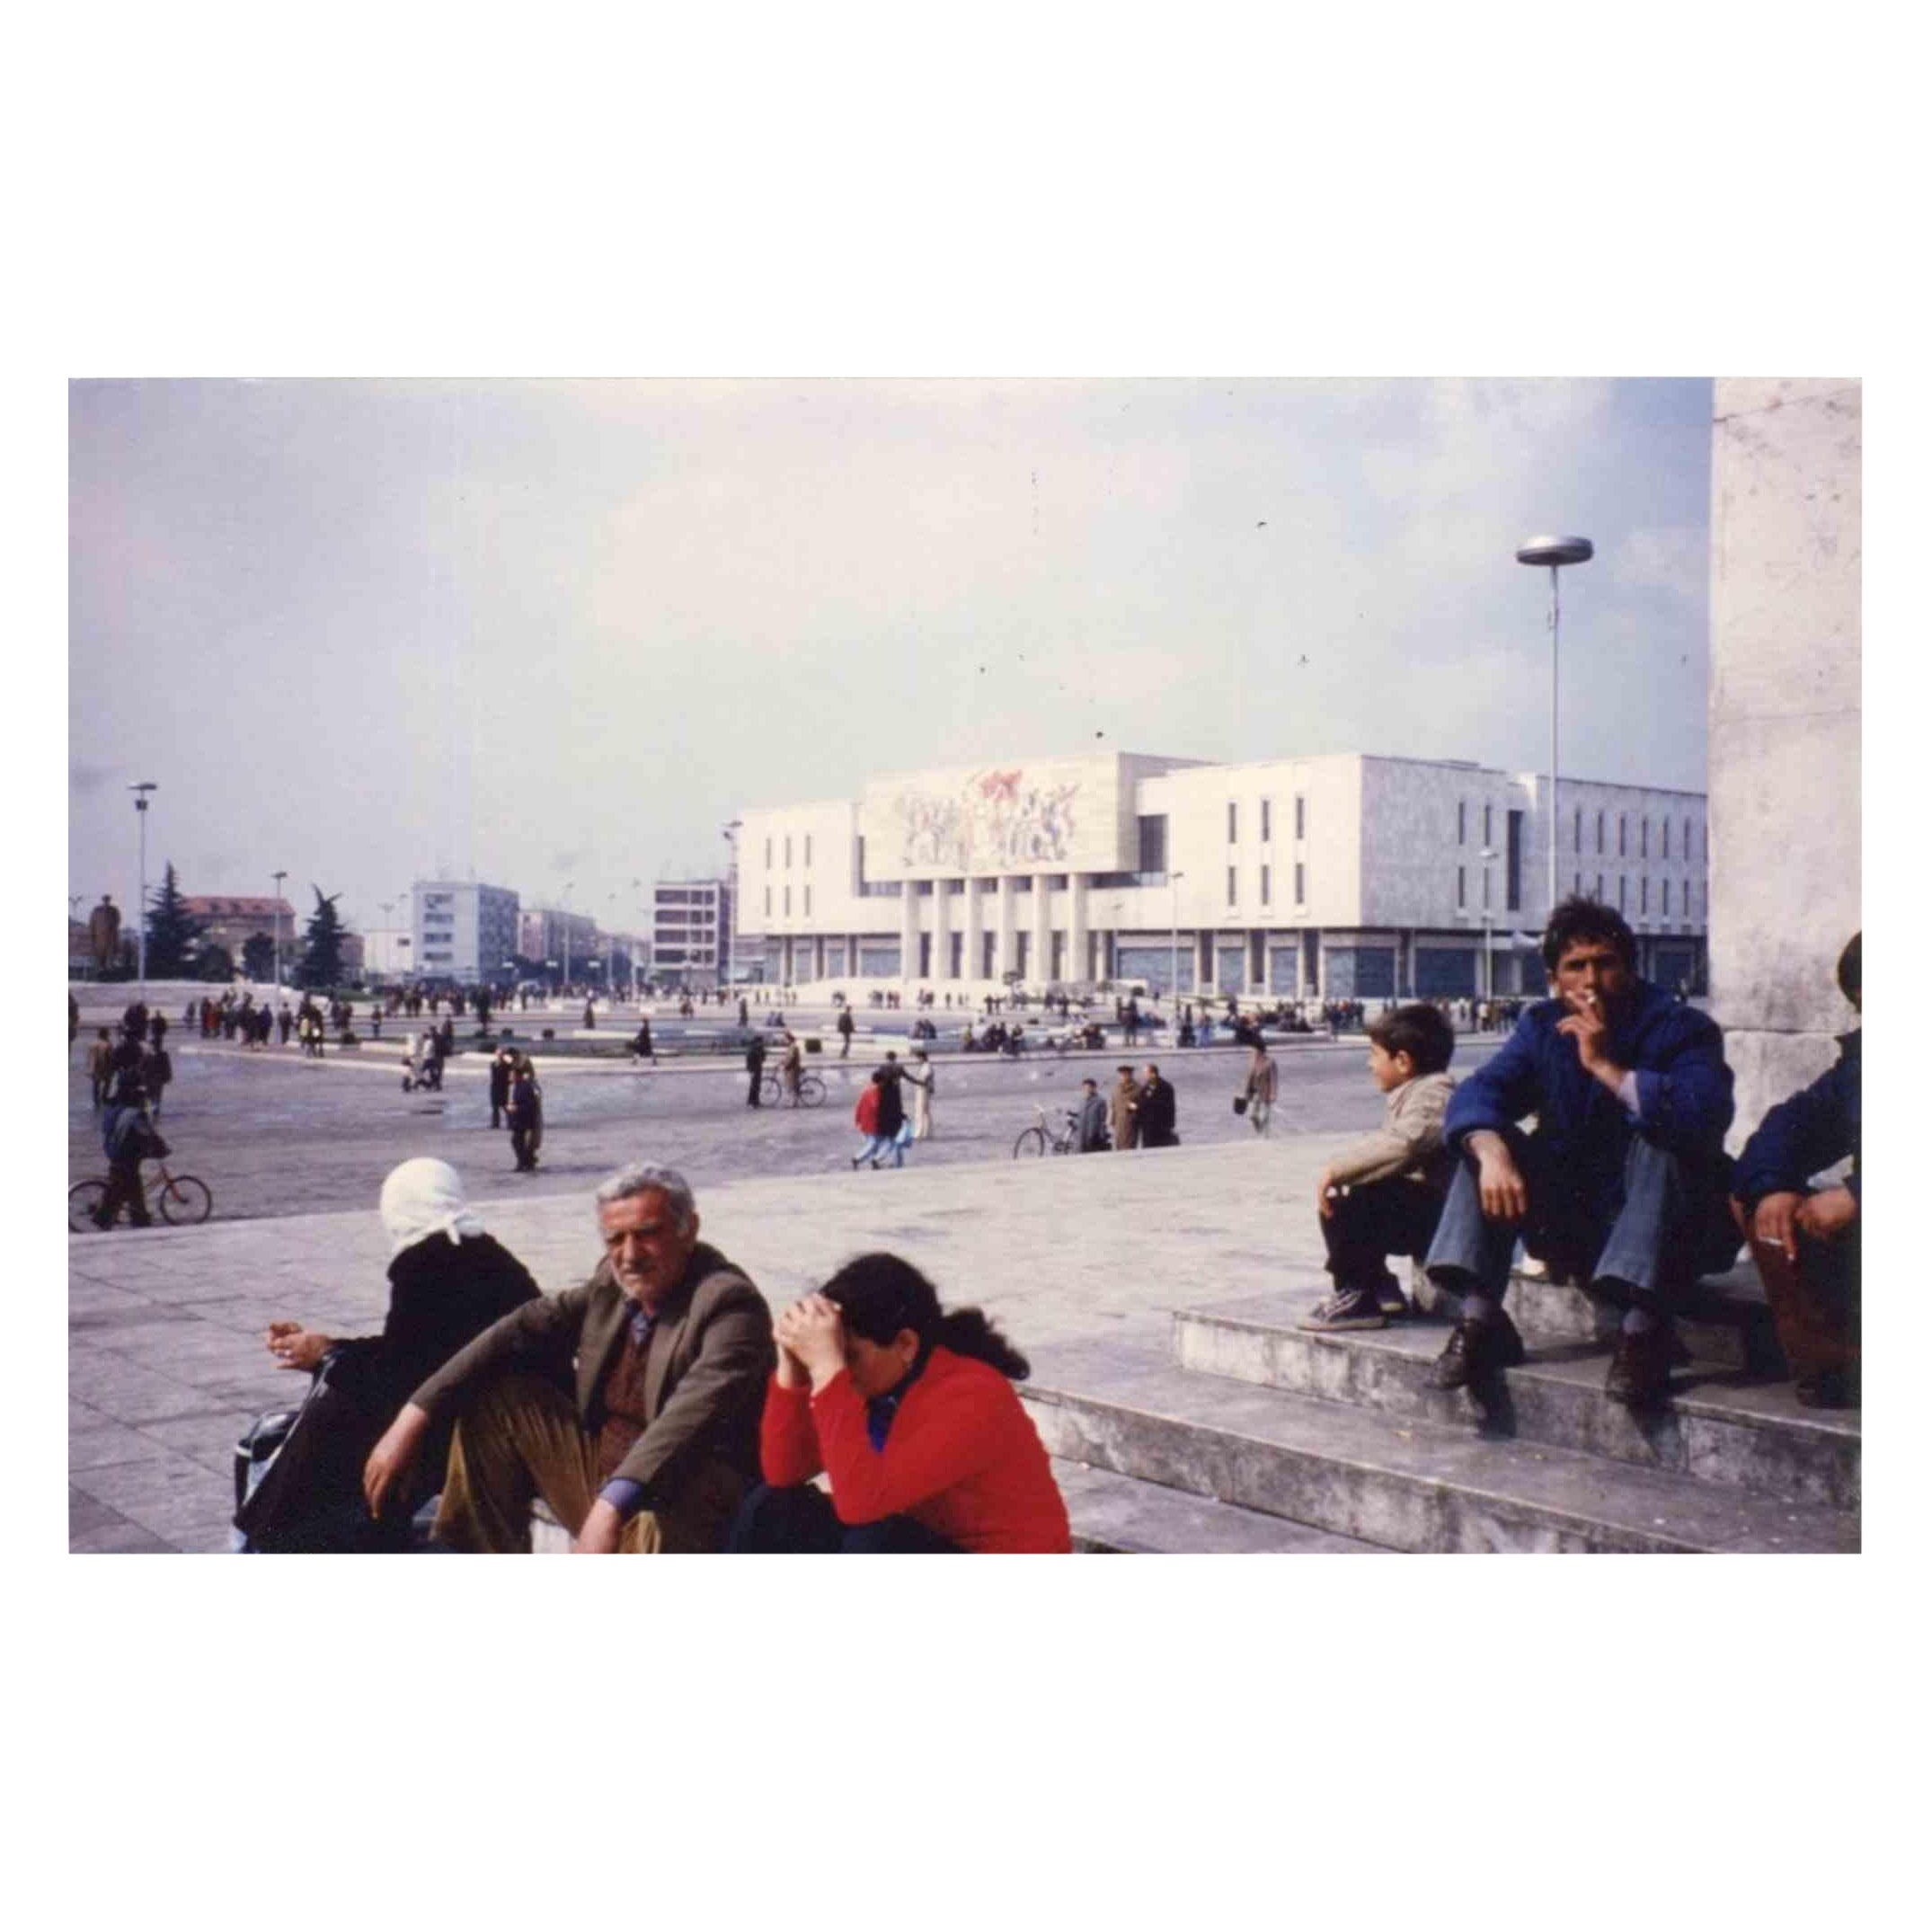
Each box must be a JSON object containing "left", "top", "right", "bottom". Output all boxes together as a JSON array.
[
  {"left": 1227, "top": 802, "right": 1237, "bottom": 843},
  {"left": 1261, "top": 864, "right": 1271, "bottom": 906},
  {"left": 1261, "top": 798, "right": 1272, "bottom": 841},
  {"left": 1227, "top": 865, "right": 1236, "bottom": 906}
]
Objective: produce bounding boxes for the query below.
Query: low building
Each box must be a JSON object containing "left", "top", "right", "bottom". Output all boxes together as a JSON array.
[
  {"left": 517, "top": 907, "right": 599, "bottom": 980},
  {"left": 734, "top": 749, "right": 1708, "bottom": 1001},
  {"left": 651, "top": 880, "right": 731, "bottom": 988},
  {"left": 179, "top": 896, "right": 297, "bottom": 972},
  {"left": 412, "top": 881, "right": 521, "bottom": 987}
]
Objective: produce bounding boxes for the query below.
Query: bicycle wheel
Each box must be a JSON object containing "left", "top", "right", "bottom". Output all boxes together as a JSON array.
[
  {"left": 799, "top": 1075, "right": 826, "bottom": 1108},
  {"left": 69, "top": 1180, "right": 109, "bottom": 1232},
  {"left": 758, "top": 1073, "right": 781, "bottom": 1105},
  {"left": 1012, "top": 1127, "right": 1047, "bottom": 1159},
  {"left": 158, "top": 1174, "right": 213, "bottom": 1225}
]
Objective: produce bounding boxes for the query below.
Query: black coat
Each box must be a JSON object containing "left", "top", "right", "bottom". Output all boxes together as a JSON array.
[
  {"left": 489, "top": 1057, "right": 514, "bottom": 1105},
  {"left": 1138, "top": 1077, "right": 1177, "bottom": 1146},
  {"left": 875, "top": 1071, "right": 905, "bottom": 1138},
  {"left": 236, "top": 1231, "right": 541, "bottom": 1549}
]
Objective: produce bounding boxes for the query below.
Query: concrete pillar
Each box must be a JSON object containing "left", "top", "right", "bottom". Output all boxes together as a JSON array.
[
  {"left": 1708, "top": 378, "right": 1861, "bottom": 1143},
  {"left": 1068, "top": 875, "right": 1089, "bottom": 986},
  {"left": 963, "top": 880, "right": 984, "bottom": 990},
  {"left": 900, "top": 885, "right": 921, "bottom": 984},
  {"left": 996, "top": 877, "right": 1017, "bottom": 979},
  {"left": 933, "top": 877, "right": 952, "bottom": 979},
  {"left": 1032, "top": 877, "right": 1053, "bottom": 987}
]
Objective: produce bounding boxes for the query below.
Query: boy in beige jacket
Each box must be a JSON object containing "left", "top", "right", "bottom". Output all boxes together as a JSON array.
[{"left": 1302, "top": 1003, "right": 1458, "bottom": 1332}]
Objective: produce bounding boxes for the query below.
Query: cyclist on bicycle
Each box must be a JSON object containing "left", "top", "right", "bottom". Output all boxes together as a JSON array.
[
  {"left": 94, "top": 1035, "right": 163, "bottom": 1228},
  {"left": 779, "top": 1029, "right": 804, "bottom": 1103}
]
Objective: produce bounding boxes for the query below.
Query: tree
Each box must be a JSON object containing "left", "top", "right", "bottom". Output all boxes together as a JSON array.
[
  {"left": 197, "top": 943, "right": 235, "bottom": 982},
  {"left": 144, "top": 864, "right": 205, "bottom": 979},
  {"left": 299, "top": 887, "right": 347, "bottom": 988},
  {"left": 241, "top": 933, "right": 277, "bottom": 981}
]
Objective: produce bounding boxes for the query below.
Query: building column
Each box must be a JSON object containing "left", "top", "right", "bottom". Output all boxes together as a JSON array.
[
  {"left": 996, "top": 877, "right": 1017, "bottom": 979},
  {"left": 1068, "top": 876, "right": 1090, "bottom": 986},
  {"left": 1032, "top": 877, "right": 1052, "bottom": 987},
  {"left": 933, "top": 877, "right": 953, "bottom": 979},
  {"left": 900, "top": 886, "right": 921, "bottom": 983},
  {"left": 963, "top": 880, "right": 984, "bottom": 988}
]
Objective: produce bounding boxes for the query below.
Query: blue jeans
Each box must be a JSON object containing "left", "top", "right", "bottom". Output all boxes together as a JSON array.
[{"left": 1425, "top": 1128, "right": 1738, "bottom": 1313}]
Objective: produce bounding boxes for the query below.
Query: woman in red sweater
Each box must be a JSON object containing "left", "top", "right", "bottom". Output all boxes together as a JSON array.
[{"left": 729, "top": 1252, "right": 1070, "bottom": 1554}]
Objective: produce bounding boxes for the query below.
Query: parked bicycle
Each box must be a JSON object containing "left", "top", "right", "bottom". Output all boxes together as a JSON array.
[
  {"left": 70, "top": 1158, "right": 213, "bottom": 1230},
  {"left": 758, "top": 1068, "right": 827, "bottom": 1109},
  {"left": 1013, "top": 1105, "right": 1081, "bottom": 1158}
]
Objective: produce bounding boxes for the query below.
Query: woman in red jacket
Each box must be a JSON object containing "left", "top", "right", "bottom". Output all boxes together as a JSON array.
[{"left": 729, "top": 1252, "right": 1070, "bottom": 1553}]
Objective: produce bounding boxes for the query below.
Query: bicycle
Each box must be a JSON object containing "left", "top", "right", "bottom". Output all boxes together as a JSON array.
[
  {"left": 758, "top": 1069, "right": 827, "bottom": 1108},
  {"left": 1013, "top": 1105, "right": 1081, "bottom": 1158},
  {"left": 70, "top": 1158, "right": 214, "bottom": 1231}
]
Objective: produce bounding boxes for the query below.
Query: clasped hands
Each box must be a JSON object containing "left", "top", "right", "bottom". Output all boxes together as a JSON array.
[{"left": 774, "top": 1292, "right": 847, "bottom": 1391}]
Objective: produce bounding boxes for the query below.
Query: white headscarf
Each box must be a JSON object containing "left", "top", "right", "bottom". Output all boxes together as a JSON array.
[{"left": 379, "top": 1157, "right": 486, "bottom": 1260}]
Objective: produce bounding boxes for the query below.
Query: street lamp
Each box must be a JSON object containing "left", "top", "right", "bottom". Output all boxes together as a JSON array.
[
  {"left": 1515, "top": 534, "right": 1593, "bottom": 919},
  {"left": 1169, "top": 870, "right": 1187, "bottom": 1015},
  {"left": 129, "top": 783, "right": 157, "bottom": 994},
  {"left": 272, "top": 869, "right": 288, "bottom": 993},
  {"left": 560, "top": 882, "right": 574, "bottom": 991},
  {"left": 1478, "top": 846, "right": 1498, "bottom": 1006}
]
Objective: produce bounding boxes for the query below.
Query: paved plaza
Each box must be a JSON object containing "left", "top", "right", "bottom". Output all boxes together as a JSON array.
[{"left": 67, "top": 1021, "right": 1501, "bottom": 1553}]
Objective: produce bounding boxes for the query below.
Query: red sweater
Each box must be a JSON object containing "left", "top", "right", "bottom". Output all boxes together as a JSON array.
[{"left": 760, "top": 1346, "right": 1071, "bottom": 1554}]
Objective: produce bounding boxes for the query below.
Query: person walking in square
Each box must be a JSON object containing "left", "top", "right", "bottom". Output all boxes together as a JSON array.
[
  {"left": 903, "top": 1047, "right": 935, "bottom": 1139},
  {"left": 746, "top": 1030, "right": 767, "bottom": 1107},
  {"left": 1242, "top": 1039, "right": 1278, "bottom": 1135},
  {"left": 1109, "top": 1064, "right": 1141, "bottom": 1150}
]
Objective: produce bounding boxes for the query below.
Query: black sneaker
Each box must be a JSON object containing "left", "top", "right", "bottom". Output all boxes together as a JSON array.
[
  {"left": 1299, "top": 1287, "right": 1387, "bottom": 1333},
  {"left": 1430, "top": 1310, "right": 1527, "bottom": 1390},
  {"left": 1603, "top": 1325, "right": 1690, "bottom": 1408}
]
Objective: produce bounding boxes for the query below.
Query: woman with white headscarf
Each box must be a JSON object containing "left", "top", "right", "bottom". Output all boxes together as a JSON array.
[{"left": 236, "top": 1158, "right": 539, "bottom": 1551}]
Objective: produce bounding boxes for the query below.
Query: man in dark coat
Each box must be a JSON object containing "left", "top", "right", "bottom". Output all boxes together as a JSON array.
[
  {"left": 94, "top": 1038, "right": 157, "bottom": 1228},
  {"left": 875, "top": 1054, "right": 906, "bottom": 1145},
  {"left": 745, "top": 1030, "right": 767, "bottom": 1107},
  {"left": 837, "top": 1006, "right": 855, "bottom": 1057},
  {"left": 1136, "top": 1062, "right": 1177, "bottom": 1147},
  {"left": 1077, "top": 1077, "right": 1111, "bottom": 1152},
  {"left": 488, "top": 1046, "right": 515, "bottom": 1130},
  {"left": 1423, "top": 898, "right": 1740, "bottom": 1410},
  {"left": 1730, "top": 933, "right": 1861, "bottom": 1406}
]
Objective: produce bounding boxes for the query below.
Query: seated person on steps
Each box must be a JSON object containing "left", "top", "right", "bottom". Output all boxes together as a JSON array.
[
  {"left": 1422, "top": 897, "right": 1741, "bottom": 1410},
  {"left": 1729, "top": 932, "right": 1860, "bottom": 1409},
  {"left": 362, "top": 1162, "right": 774, "bottom": 1552},
  {"left": 1302, "top": 1003, "right": 1458, "bottom": 1333},
  {"left": 729, "top": 1253, "right": 1070, "bottom": 1553}
]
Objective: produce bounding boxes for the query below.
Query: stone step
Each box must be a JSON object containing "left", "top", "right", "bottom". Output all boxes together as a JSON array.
[
  {"left": 1176, "top": 1285, "right": 1858, "bottom": 1513},
  {"left": 1051, "top": 1459, "right": 1387, "bottom": 1555},
  {"left": 1499, "top": 1263, "right": 1784, "bottom": 1375},
  {"left": 1019, "top": 1338, "right": 1859, "bottom": 1555}
]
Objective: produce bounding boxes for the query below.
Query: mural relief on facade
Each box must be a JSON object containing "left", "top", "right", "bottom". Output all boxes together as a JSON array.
[{"left": 890, "top": 767, "right": 1083, "bottom": 872}]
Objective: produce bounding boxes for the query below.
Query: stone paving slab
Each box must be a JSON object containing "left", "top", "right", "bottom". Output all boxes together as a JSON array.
[{"left": 68, "top": 1131, "right": 1361, "bottom": 1550}]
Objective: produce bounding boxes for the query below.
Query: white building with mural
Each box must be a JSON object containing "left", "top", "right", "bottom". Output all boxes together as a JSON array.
[{"left": 735, "top": 750, "right": 1708, "bottom": 1002}]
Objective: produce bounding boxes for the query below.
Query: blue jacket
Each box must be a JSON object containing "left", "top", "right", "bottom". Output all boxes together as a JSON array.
[
  {"left": 1731, "top": 1030, "right": 1860, "bottom": 1210},
  {"left": 1444, "top": 979, "right": 1733, "bottom": 1201}
]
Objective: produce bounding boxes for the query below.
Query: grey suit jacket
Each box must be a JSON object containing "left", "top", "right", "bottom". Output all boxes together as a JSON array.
[{"left": 409, "top": 1241, "right": 775, "bottom": 1504}]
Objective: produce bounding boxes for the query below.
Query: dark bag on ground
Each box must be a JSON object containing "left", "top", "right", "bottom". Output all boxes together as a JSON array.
[
  {"left": 233, "top": 1351, "right": 412, "bottom": 1553},
  {"left": 1232, "top": 1095, "right": 1248, "bottom": 1115}
]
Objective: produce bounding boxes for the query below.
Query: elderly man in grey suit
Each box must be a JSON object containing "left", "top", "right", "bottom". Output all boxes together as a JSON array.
[{"left": 363, "top": 1162, "right": 774, "bottom": 1553}]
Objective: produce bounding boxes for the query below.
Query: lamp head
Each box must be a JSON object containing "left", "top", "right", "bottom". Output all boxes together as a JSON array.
[{"left": 1515, "top": 535, "right": 1593, "bottom": 567}]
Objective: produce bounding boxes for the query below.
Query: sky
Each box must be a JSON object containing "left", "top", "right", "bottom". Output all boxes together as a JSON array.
[{"left": 68, "top": 377, "right": 1714, "bottom": 940}]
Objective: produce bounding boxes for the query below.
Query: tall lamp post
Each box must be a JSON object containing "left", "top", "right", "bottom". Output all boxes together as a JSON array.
[
  {"left": 272, "top": 869, "right": 288, "bottom": 993},
  {"left": 1478, "top": 846, "right": 1498, "bottom": 1006},
  {"left": 129, "top": 782, "right": 157, "bottom": 995},
  {"left": 1515, "top": 535, "right": 1593, "bottom": 918},
  {"left": 560, "top": 882, "right": 574, "bottom": 993}
]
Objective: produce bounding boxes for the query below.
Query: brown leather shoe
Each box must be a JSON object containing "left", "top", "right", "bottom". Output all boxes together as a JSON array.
[
  {"left": 1430, "top": 1310, "right": 1527, "bottom": 1390},
  {"left": 1603, "top": 1325, "right": 1690, "bottom": 1408}
]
